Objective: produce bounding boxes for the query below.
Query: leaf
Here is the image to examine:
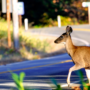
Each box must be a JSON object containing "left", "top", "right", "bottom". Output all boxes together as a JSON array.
[
  {"left": 12, "top": 73, "right": 19, "bottom": 83},
  {"left": 77, "top": 70, "right": 83, "bottom": 80},
  {"left": 83, "top": 82, "right": 88, "bottom": 88},
  {"left": 88, "top": 86, "right": 90, "bottom": 90},
  {"left": 11, "top": 73, "right": 21, "bottom": 89},
  {"left": 56, "top": 85, "right": 62, "bottom": 90},
  {"left": 51, "top": 78, "right": 58, "bottom": 86},
  {"left": 19, "top": 72, "right": 25, "bottom": 82}
]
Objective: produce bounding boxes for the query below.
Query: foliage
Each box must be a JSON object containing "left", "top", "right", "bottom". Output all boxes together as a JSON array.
[
  {"left": 11, "top": 70, "right": 90, "bottom": 90},
  {"left": 0, "top": 19, "right": 51, "bottom": 60},
  {"left": 19, "top": 30, "right": 50, "bottom": 53},
  {"left": 0, "top": 0, "right": 89, "bottom": 26},
  {"left": 18, "top": 0, "right": 73, "bottom": 25},
  {"left": 51, "top": 78, "right": 62, "bottom": 90},
  {"left": 11, "top": 72, "right": 25, "bottom": 90},
  {"left": 33, "top": 15, "right": 88, "bottom": 28},
  {"left": 17, "top": 0, "right": 88, "bottom": 26},
  {"left": 11, "top": 72, "right": 62, "bottom": 90},
  {"left": 0, "top": 0, "right": 88, "bottom": 26},
  {"left": 0, "top": 18, "right": 51, "bottom": 53},
  {"left": 77, "top": 70, "right": 90, "bottom": 90}
]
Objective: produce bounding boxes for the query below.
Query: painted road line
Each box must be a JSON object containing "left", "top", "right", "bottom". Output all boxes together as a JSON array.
[
  {"left": 61, "top": 78, "right": 87, "bottom": 88},
  {"left": 0, "top": 54, "right": 70, "bottom": 70},
  {"left": 72, "top": 37, "right": 90, "bottom": 46},
  {"left": 0, "top": 78, "right": 87, "bottom": 89},
  {"left": 0, "top": 82, "right": 54, "bottom": 89},
  {"left": 38, "top": 33, "right": 90, "bottom": 46},
  {"left": 0, "top": 60, "right": 72, "bottom": 74}
]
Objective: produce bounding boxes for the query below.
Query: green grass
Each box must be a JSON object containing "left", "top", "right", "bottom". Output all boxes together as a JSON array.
[
  {"left": 0, "top": 16, "right": 86, "bottom": 61},
  {"left": 19, "top": 30, "right": 51, "bottom": 53},
  {"left": 0, "top": 18, "right": 51, "bottom": 60}
]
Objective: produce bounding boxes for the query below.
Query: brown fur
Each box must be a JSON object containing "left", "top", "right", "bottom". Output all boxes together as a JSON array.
[{"left": 66, "top": 36, "right": 90, "bottom": 69}]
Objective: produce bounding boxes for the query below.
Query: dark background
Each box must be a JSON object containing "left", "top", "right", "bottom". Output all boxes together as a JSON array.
[{"left": 0, "top": 0, "right": 89, "bottom": 26}]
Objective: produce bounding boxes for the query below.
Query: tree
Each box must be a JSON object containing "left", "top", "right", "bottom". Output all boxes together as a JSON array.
[
  {"left": 19, "top": 0, "right": 66, "bottom": 25},
  {"left": 18, "top": 0, "right": 88, "bottom": 25}
]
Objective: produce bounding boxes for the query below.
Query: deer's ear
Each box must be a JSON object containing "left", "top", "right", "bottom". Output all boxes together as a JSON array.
[{"left": 66, "top": 26, "right": 73, "bottom": 35}]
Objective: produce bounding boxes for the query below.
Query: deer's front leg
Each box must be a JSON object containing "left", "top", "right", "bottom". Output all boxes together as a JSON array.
[
  {"left": 67, "top": 68, "right": 72, "bottom": 87},
  {"left": 67, "top": 65, "right": 83, "bottom": 87}
]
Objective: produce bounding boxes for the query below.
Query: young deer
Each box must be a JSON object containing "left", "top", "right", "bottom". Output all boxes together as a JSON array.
[{"left": 54, "top": 26, "right": 90, "bottom": 86}]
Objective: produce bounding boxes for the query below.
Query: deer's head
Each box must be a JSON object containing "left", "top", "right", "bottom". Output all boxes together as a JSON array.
[{"left": 54, "top": 26, "right": 73, "bottom": 44}]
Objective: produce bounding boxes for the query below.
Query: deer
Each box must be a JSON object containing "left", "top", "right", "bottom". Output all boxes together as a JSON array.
[{"left": 54, "top": 26, "right": 90, "bottom": 87}]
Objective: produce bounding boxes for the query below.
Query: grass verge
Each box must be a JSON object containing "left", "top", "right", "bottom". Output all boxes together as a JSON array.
[{"left": 0, "top": 18, "right": 65, "bottom": 65}]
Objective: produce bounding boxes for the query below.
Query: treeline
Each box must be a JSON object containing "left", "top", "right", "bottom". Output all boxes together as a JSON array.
[
  {"left": 0, "top": 0, "right": 89, "bottom": 26},
  {"left": 19, "top": 0, "right": 88, "bottom": 25}
]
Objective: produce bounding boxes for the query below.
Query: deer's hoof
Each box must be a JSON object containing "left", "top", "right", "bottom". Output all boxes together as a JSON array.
[
  {"left": 68, "top": 84, "right": 70, "bottom": 87},
  {"left": 67, "top": 80, "right": 70, "bottom": 87}
]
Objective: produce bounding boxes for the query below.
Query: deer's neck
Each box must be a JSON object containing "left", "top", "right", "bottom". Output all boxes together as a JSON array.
[{"left": 65, "top": 36, "right": 76, "bottom": 57}]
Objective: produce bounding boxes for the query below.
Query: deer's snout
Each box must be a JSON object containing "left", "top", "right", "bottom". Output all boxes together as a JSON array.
[
  {"left": 54, "top": 39, "right": 59, "bottom": 43},
  {"left": 54, "top": 40, "right": 57, "bottom": 43}
]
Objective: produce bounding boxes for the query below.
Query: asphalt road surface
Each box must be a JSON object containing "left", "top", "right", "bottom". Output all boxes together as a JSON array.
[
  {"left": 0, "top": 24, "right": 90, "bottom": 90},
  {"left": 29, "top": 24, "right": 90, "bottom": 46},
  {"left": 0, "top": 54, "right": 86, "bottom": 90}
]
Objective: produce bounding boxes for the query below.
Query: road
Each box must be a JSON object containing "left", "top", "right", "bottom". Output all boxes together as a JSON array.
[
  {"left": 0, "top": 24, "right": 90, "bottom": 90},
  {"left": 0, "top": 54, "right": 86, "bottom": 90},
  {"left": 29, "top": 24, "right": 90, "bottom": 46}
]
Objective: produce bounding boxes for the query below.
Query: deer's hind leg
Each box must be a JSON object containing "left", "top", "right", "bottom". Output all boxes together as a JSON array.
[{"left": 85, "top": 69, "right": 90, "bottom": 84}]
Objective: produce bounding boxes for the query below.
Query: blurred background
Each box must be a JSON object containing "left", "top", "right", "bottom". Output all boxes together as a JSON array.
[
  {"left": 0, "top": 0, "right": 89, "bottom": 65},
  {"left": 0, "top": 0, "right": 89, "bottom": 27},
  {"left": 0, "top": 1, "right": 90, "bottom": 90}
]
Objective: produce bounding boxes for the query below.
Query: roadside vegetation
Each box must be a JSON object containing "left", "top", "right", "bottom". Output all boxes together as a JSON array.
[
  {"left": 0, "top": 18, "right": 65, "bottom": 65},
  {"left": 11, "top": 70, "right": 90, "bottom": 90},
  {"left": 33, "top": 15, "right": 88, "bottom": 28},
  {"left": 10, "top": 0, "right": 88, "bottom": 27},
  {"left": 0, "top": 18, "right": 49, "bottom": 63},
  {"left": 0, "top": 0, "right": 88, "bottom": 29},
  {"left": 0, "top": 14, "right": 87, "bottom": 65}
]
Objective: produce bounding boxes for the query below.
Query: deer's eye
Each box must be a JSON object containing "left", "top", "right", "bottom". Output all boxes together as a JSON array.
[{"left": 60, "top": 36, "right": 63, "bottom": 39}]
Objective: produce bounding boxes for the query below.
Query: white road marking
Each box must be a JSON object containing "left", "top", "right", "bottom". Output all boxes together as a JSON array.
[
  {"left": 61, "top": 78, "right": 87, "bottom": 87},
  {"left": 41, "top": 33, "right": 90, "bottom": 46},
  {"left": 72, "top": 37, "right": 90, "bottom": 46}
]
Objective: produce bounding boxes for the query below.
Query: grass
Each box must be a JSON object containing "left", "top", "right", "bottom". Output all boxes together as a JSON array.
[
  {"left": 19, "top": 30, "right": 51, "bottom": 53},
  {"left": 0, "top": 18, "right": 65, "bottom": 64},
  {"left": 0, "top": 18, "right": 51, "bottom": 63}
]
